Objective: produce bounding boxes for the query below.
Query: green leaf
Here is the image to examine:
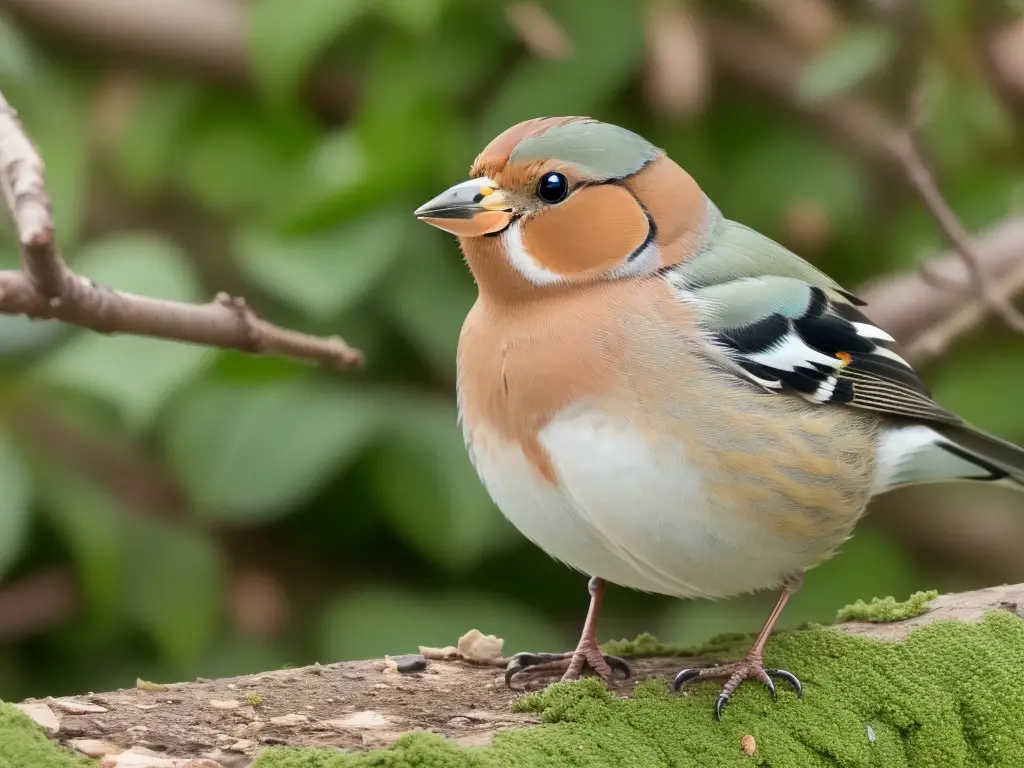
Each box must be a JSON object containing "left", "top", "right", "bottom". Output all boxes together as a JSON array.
[
  {"left": 384, "top": 230, "right": 474, "bottom": 373},
  {"left": 369, "top": 395, "right": 514, "bottom": 571},
  {"left": 269, "top": 129, "right": 370, "bottom": 230},
  {"left": 919, "top": 60, "right": 1013, "bottom": 171},
  {"left": 377, "top": 0, "right": 443, "bottom": 34},
  {"left": 235, "top": 207, "right": 410, "bottom": 320},
  {"left": 112, "top": 82, "right": 199, "bottom": 196},
  {"left": 249, "top": 0, "right": 369, "bottom": 104},
  {"left": 930, "top": 351, "right": 1024, "bottom": 440},
  {"left": 38, "top": 234, "right": 215, "bottom": 429},
  {"left": 319, "top": 587, "right": 566, "bottom": 661},
  {"left": 38, "top": 470, "right": 124, "bottom": 620},
  {"left": 124, "top": 517, "right": 222, "bottom": 665},
  {"left": 797, "top": 25, "right": 897, "bottom": 104},
  {"left": 0, "top": 11, "right": 38, "bottom": 85},
  {"left": 481, "top": 0, "right": 645, "bottom": 140},
  {"left": 0, "top": 431, "right": 32, "bottom": 580},
  {"left": 163, "top": 381, "right": 386, "bottom": 522},
  {"left": 177, "top": 122, "right": 290, "bottom": 215},
  {"left": 721, "top": 131, "right": 866, "bottom": 242}
]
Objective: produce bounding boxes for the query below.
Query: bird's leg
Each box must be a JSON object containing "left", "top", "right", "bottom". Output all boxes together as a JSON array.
[
  {"left": 504, "top": 576, "right": 631, "bottom": 688},
  {"left": 674, "top": 573, "right": 804, "bottom": 720}
]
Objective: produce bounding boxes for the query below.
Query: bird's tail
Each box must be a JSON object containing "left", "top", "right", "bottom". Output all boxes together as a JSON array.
[
  {"left": 875, "top": 422, "right": 1024, "bottom": 494},
  {"left": 933, "top": 423, "right": 1024, "bottom": 490}
]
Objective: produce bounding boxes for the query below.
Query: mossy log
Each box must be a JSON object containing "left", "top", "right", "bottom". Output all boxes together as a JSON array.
[{"left": 4, "top": 584, "right": 1024, "bottom": 768}]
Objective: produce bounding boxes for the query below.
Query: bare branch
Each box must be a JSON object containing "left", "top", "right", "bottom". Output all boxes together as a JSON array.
[
  {"left": 857, "top": 217, "right": 1024, "bottom": 365},
  {"left": 905, "top": 259, "right": 1024, "bottom": 363},
  {"left": 0, "top": 88, "right": 362, "bottom": 369},
  {"left": 0, "top": 0, "right": 357, "bottom": 120},
  {"left": 886, "top": 85, "right": 1024, "bottom": 340},
  {"left": 0, "top": 91, "right": 65, "bottom": 295},
  {"left": 13, "top": 584, "right": 1024, "bottom": 762},
  {"left": 703, "top": 19, "right": 1024, "bottom": 361},
  {"left": 505, "top": 2, "right": 573, "bottom": 61}
]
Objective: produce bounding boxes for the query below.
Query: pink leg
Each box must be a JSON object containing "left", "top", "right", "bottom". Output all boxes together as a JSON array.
[
  {"left": 674, "top": 575, "right": 804, "bottom": 720},
  {"left": 505, "top": 577, "right": 631, "bottom": 688}
]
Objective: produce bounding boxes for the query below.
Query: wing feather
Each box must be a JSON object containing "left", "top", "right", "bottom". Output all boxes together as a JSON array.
[{"left": 671, "top": 219, "right": 961, "bottom": 426}]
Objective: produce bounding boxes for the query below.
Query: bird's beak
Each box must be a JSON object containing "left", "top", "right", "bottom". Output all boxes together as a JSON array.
[{"left": 413, "top": 177, "right": 513, "bottom": 236}]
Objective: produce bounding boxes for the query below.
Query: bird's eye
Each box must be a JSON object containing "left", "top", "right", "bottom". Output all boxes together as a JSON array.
[{"left": 536, "top": 172, "right": 569, "bottom": 204}]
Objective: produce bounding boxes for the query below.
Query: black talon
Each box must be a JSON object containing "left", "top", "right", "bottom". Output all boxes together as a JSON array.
[
  {"left": 504, "top": 652, "right": 555, "bottom": 687},
  {"left": 766, "top": 669, "right": 803, "bottom": 698},
  {"left": 764, "top": 675, "right": 777, "bottom": 701},
  {"left": 714, "top": 694, "right": 729, "bottom": 721},
  {"left": 672, "top": 668, "right": 702, "bottom": 691},
  {"left": 606, "top": 654, "right": 632, "bottom": 679},
  {"left": 504, "top": 662, "right": 522, "bottom": 688}
]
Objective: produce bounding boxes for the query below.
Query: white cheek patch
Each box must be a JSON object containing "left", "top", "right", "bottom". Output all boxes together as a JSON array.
[
  {"left": 503, "top": 219, "right": 563, "bottom": 286},
  {"left": 606, "top": 239, "right": 661, "bottom": 280}
]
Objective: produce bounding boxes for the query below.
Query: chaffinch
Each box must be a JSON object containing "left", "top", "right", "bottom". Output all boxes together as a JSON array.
[{"left": 413, "top": 116, "right": 1024, "bottom": 719}]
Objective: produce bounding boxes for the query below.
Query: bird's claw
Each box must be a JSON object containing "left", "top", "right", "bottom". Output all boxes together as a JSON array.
[
  {"left": 504, "top": 648, "right": 631, "bottom": 689},
  {"left": 673, "top": 661, "right": 802, "bottom": 720}
]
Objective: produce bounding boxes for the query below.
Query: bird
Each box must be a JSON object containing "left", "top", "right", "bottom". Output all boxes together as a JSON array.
[{"left": 412, "top": 116, "right": 1024, "bottom": 720}]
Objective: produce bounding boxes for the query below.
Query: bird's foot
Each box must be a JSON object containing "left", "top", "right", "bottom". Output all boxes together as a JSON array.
[
  {"left": 673, "top": 656, "right": 802, "bottom": 720},
  {"left": 504, "top": 641, "right": 631, "bottom": 689}
]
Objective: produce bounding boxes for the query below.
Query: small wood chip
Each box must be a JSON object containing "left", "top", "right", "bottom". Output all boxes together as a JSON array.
[
  {"left": 269, "top": 713, "right": 308, "bottom": 726},
  {"left": 209, "top": 699, "right": 241, "bottom": 710},
  {"left": 741, "top": 734, "right": 756, "bottom": 754},
  {"left": 419, "top": 645, "right": 458, "bottom": 660},
  {"left": 100, "top": 749, "right": 224, "bottom": 768},
  {"left": 69, "top": 739, "right": 121, "bottom": 758},
  {"left": 457, "top": 629, "right": 504, "bottom": 662},
  {"left": 325, "top": 710, "right": 390, "bottom": 729},
  {"left": 50, "top": 697, "right": 108, "bottom": 714},
  {"left": 12, "top": 702, "right": 60, "bottom": 732},
  {"left": 99, "top": 749, "right": 176, "bottom": 767}
]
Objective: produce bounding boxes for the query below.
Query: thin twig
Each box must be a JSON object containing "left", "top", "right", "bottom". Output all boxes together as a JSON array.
[
  {"left": 906, "top": 258, "right": 1024, "bottom": 363},
  {"left": 505, "top": 2, "right": 573, "bottom": 60},
  {"left": 887, "top": 85, "right": 1024, "bottom": 336},
  {"left": 0, "top": 88, "right": 362, "bottom": 369}
]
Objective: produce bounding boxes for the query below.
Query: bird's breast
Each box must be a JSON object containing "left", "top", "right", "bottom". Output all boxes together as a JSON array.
[{"left": 455, "top": 282, "right": 879, "bottom": 599}]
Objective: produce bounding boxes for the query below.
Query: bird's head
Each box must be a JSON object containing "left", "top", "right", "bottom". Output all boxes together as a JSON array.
[{"left": 414, "top": 117, "right": 713, "bottom": 301}]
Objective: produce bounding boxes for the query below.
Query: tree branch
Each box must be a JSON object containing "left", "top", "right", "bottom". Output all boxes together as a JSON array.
[
  {"left": 855, "top": 216, "right": 1024, "bottom": 365},
  {"left": 0, "top": 89, "right": 362, "bottom": 369},
  {"left": 885, "top": 88, "right": 1024, "bottom": 349},
  {"left": 0, "top": 0, "right": 358, "bottom": 120},
  {"left": 10, "top": 584, "right": 1024, "bottom": 765}
]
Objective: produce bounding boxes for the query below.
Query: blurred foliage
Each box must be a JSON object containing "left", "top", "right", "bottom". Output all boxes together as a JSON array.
[{"left": 0, "top": 0, "right": 1022, "bottom": 701}]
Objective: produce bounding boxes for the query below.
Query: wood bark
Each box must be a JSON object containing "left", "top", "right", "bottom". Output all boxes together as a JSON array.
[{"left": 13, "top": 583, "right": 1024, "bottom": 766}]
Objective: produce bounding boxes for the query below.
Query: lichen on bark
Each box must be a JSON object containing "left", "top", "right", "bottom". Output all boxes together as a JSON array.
[{"left": 255, "top": 609, "right": 1024, "bottom": 767}]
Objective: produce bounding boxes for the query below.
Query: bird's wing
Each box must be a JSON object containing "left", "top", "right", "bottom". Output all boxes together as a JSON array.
[{"left": 671, "top": 218, "right": 961, "bottom": 426}]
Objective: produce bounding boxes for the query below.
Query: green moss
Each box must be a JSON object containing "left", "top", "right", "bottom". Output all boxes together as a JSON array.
[
  {"left": 836, "top": 589, "right": 939, "bottom": 623},
  {"left": 254, "top": 610, "right": 1024, "bottom": 768},
  {"left": 0, "top": 702, "right": 93, "bottom": 768},
  {"left": 603, "top": 630, "right": 752, "bottom": 659}
]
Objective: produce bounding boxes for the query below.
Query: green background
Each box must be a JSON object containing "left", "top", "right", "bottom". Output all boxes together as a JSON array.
[{"left": 0, "top": 0, "right": 1023, "bottom": 701}]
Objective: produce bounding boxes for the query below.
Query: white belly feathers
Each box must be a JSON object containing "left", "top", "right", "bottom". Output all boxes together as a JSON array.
[{"left": 466, "top": 406, "right": 822, "bottom": 600}]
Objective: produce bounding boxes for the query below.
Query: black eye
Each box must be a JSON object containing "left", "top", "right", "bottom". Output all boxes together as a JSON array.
[{"left": 537, "top": 172, "right": 569, "bottom": 204}]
